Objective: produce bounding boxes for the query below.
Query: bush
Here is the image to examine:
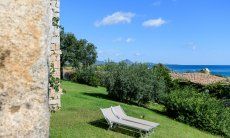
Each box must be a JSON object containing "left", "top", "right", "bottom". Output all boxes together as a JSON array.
[
  {"left": 203, "top": 83, "right": 230, "bottom": 100},
  {"left": 95, "top": 65, "right": 110, "bottom": 87},
  {"left": 152, "top": 64, "right": 173, "bottom": 103},
  {"left": 164, "top": 88, "right": 230, "bottom": 136},
  {"left": 172, "top": 80, "right": 230, "bottom": 106},
  {"left": 105, "top": 63, "right": 172, "bottom": 105},
  {"left": 105, "top": 63, "right": 151, "bottom": 104},
  {"left": 71, "top": 66, "right": 100, "bottom": 87},
  {"left": 63, "top": 71, "right": 75, "bottom": 80}
]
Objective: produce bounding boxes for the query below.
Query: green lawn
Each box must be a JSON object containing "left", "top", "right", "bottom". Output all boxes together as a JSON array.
[{"left": 50, "top": 81, "right": 220, "bottom": 138}]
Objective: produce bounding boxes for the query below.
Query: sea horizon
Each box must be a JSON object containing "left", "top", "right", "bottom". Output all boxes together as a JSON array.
[
  {"left": 96, "top": 60, "right": 230, "bottom": 77},
  {"left": 165, "top": 65, "right": 230, "bottom": 77}
]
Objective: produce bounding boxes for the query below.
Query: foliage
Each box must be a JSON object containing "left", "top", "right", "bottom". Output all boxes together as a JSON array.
[
  {"left": 63, "top": 71, "right": 75, "bottom": 81},
  {"left": 203, "top": 83, "right": 230, "bottom": 107},
  {"left": 49, "top": 63, "right": 60, "bottom": 93},
  {"left": 172, "top": 79, "right": 203, "bottom": 90},
  {"left": 60, "top": 27, "right": 76, "bottom": 78},
  {"left": 203, "top": 83, "right": 230, "bottom": 100},
  {"left": 164, "top": 87, "right": 230, "bottom": 136},
  {"left": 151, "top": 64, "right": 173, "bottom": 103},
  {"left": 173, "top": 80, "right": 230, "bottom": 106},
  {"left": 52, "top": 17, "right": 59, "bottom": 28},
  {"left": 71, "top": 66, "right": 100, "bottom": 87},
  {"left": 105, "top": 63, "right": 172, "bottom": 105},
  {"left": 105, "top": 63, "right": 152, "bottom": 104},
  {"left": 60, "top": 27, "right": 97, "bottom": 78},
  {"left": 76, "top": 39, "right": 97, "bottom": 68},
  {"left": 95, "top": 67, "right": 108, "bottom": 87}
]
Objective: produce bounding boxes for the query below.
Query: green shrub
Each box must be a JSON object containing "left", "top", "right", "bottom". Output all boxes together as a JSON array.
[
  {"left": 152, "top": 64, "right": 173, "bottom": 103},
  {"left": 71, "top": 66, "right": 100, "bottom": 87},
  {"left": 63, "top": 71, "right": 75, "bottom": 80},
  {"left": 203, "top": 83, "right": 230, "bottom": 100},
  {"left": 203, "top": 83, "right": 230, "bottom": 107},
  {"left": 172, "top": 79, "right": 203, "bottom": 90},
  {"left": 105, "top": 63, "right": 172, "bottom": 105},
  {"left": 94, "top": 65, "right": 110, "bottom": 87},
  {"left": 164, "top": 88, "right": 230, "bottom": 136},
  {"left": 173, "top": 80, "right": 230, "bottom": 106},
  {"left": 95, "top": 70, "right": 107, "bottom": 87},
  {"left": 105, "top": 63, "right": 152, "bottom": 104}
]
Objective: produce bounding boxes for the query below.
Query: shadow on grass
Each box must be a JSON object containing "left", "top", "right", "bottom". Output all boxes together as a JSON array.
[
  {"left": 82, "top": 92, "right": 141, "bottom": 107},
  {"left": 146, "top": 107, "right": 168, "bottom": 116},
  {"left": 82, "top": 92, "right": 113, "bottom": 101},
  {"left": 89, "top": 119, "right": 140, "bottom": 138},
  {"left": 83, "top": 92, "right": 168, "bottom": 116}
]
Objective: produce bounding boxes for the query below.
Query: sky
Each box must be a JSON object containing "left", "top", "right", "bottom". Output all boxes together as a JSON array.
[{"left": 60, "top": 0, "right": 230, "bottom": 65}]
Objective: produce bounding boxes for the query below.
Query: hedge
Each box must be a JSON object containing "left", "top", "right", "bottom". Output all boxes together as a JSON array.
[{"left": 164, "top": 88, "right": 230, "bottom": 136}]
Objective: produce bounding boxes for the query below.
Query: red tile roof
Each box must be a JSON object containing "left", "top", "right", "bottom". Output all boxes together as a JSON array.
[{"left": 171, "top": 72, "right": 227, "bottom": 85}]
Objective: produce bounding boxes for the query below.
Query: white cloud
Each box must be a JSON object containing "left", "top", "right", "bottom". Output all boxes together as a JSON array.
[
  {"left": 152, "top": 1, "right": 161, "bottom": 6},
  {"left": 95, "top": 12, "right": 135, "bottom": 27},
  {"left": 142, "top": 18, "right": 166, "bottom": 27},
  {"left": 113, "top": 37, "right": 135, "bottom": 43},
  {"left": 126, "top": 38, "right": 135, "bottom": 43},
  {"left": 186, "top": 42, "right": 197, "bottom": 51},
  {"left": 134, "top": 52, "right": 141, "bottom": 56}
]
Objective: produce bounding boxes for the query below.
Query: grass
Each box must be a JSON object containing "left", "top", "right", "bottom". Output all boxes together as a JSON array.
[{"left": 50, "top": 81, "right": 220, "bottom": 138}]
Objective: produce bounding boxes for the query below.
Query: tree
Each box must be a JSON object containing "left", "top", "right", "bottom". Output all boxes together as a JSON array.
[
  {"left": 60, "top": 27, "right": 97, "bottom": 78},
  {"left": 60, "top": 27, "right": 77, "bottom": 78},
  {"left": 74, "top": 39, "right": 97, "bottom": 68}
]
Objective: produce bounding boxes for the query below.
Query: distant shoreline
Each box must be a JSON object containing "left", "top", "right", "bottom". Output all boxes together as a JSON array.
[
  {"left": 165, "top": 65, "right": 230, "bottom": 77},
  {"left": 96, "top": 61, "right": 230, "bottom": 77}
]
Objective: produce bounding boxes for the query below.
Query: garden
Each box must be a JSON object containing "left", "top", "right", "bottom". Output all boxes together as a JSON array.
[
  {"left": 50, "top": 81, "right": 221, "bottom": 138},
  {"left": 54, "top": 28, "right": 230, "bottom": 137}
]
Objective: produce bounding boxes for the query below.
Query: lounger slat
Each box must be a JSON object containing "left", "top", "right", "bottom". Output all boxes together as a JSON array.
[
  {"left": 101, "top": 108, "right": 153, "bottom": 132},
  {"left": 111, "top": 106, "right": 160, "bottom": 128},
  {"left": 123, "top": 116, "right": 159, "bottom": 127}
]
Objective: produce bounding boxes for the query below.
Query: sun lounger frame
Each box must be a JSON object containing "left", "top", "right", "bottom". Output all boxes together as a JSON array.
[{"left": 100, "top": 107, "right": 159, "bottom": 137}]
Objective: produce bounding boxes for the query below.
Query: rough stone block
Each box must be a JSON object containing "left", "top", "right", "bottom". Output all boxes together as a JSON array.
[{"left": 0, "top": 0, "right": 51, "bottom": 137}]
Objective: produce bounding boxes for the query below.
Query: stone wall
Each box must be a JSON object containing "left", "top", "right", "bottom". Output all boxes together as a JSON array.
[
  {"left": 49, "top": 0, "right": 62, "bottom": 112},
  {"left": 0, "top": 0, "right": 51, "bottom": 137}
]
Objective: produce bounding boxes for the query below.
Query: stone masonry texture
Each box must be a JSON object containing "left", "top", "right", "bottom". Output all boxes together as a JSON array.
[
  {"left": 49, "top": 0, "right": 62, "bottom": 111},
  {"left": 0, "top": 0, "right": 51, "bottom": 137}
]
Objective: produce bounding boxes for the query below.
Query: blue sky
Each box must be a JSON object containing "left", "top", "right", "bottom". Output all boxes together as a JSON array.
[{"left": 60, "top": 0, "right": 230, "bottom": 65}]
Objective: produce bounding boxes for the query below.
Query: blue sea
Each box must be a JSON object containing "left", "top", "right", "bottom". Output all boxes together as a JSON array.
[{"left": 165, "top": 65, "right": 230, "bottom": 77}]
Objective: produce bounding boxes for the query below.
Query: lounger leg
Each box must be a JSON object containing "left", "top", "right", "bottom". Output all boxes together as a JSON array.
[
  {"left": 140, "top": 131, "right": 149, "bottom": 138},
  {"left": 108, "top": 123, "right": 113, "bottom": 130},
  {"left": 147, "top": 129, "right": 154, "bottom": 137},
  {"left": 147, "top": 131, "right": 151, "bottom": 137},
  {"left": 139, "top": 130, "right": 143, "bottom": 138},
  {"left": 113, "top": 124, "right": 118, "bottom": 129}
]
